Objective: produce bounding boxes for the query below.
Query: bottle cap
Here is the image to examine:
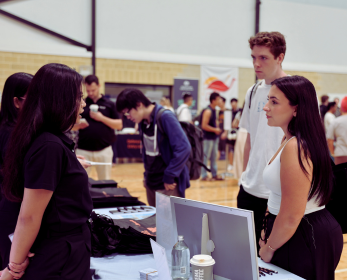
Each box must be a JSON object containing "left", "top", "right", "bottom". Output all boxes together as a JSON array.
[
  {"left": 190, "top": 255, "right": 215, "bottom": 266},
  {"left": 178, "top": 235, "right": 184, "bottom": 241}
]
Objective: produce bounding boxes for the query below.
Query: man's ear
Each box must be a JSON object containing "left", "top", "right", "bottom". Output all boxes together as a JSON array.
[{"left": 277, "top": 53, "right": 285, "bottom": 65}]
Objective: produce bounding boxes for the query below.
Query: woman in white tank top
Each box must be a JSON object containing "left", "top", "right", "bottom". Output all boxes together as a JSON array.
[{"left": 258, "top": 76, "right": 342, "bottom": 280}]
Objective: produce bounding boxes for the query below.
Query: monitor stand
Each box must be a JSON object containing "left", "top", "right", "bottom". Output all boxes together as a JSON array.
[
  {"left": 201, "top": 213, "right": 216, "bottom": 280},
  {"left": 201, "top": 213, "right": 215, "bottom": 255}
]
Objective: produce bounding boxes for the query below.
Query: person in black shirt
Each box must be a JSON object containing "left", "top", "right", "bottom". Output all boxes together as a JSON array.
[
  {"left": 227, "top": 98, "right": 241, "bottom": 171},
  {"left": 0, "top": 73, "right": 33, "bottom": 276},
  {"left": 77, "top": 75, "right": 122, "bottom": 180},
  {"left": 320, "top": 95, "right": 329, "bottom": 122},
  {"left": 0, "top": 63, "right": 93, "bottom": 280},
  {"left": 217, "top": 97, "right": 227, "bottom": 160}
]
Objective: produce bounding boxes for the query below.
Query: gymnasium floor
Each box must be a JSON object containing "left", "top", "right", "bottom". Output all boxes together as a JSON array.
[{"left": 89, "top": 160, "right": 347, "bottom": 279}]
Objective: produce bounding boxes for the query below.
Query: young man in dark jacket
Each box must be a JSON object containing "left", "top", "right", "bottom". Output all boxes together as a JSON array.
[{"left": 116, "top": 89, "right": 191, "bottom": 206}]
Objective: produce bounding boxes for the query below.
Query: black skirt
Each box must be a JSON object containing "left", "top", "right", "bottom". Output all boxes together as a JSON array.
[
  {"left": 262, "top": 208, "right": 343, "bottom": 280},
  {"left": 0, "top": 198, "right": 21, "bottom": 270},
  {"left": 22, "top": 223, "right": 92, "bottom": 280}
]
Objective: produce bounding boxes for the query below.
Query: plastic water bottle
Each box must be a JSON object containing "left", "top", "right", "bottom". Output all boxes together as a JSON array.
[{"left": 171, "top": 235, "right": 190, "bottom": 280}]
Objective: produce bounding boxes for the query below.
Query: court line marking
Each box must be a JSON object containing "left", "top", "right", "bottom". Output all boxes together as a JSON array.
[{"left": 335, "top": 268, "right": 347, "bottom": 273}]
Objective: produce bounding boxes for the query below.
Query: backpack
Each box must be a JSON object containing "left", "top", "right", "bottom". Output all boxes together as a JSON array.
[
  {"left": 156, "top": 108, "right": 210, "bottom": 180},
  {"left": 249, "top": 80, "right": 262, "bottom": 109}
]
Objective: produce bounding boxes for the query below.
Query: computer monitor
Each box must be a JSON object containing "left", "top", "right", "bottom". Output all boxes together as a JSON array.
[{"left": 170, "top": 197, "right": 259, "bottom": 280}]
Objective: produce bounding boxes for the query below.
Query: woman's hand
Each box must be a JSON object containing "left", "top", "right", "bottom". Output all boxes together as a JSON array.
[
  {"left": 220, "top": 131, "right": 227, "bottom": 140},
  {"left": 8, "top": 252, "right": 34, "bottom": 279},
  {"left": 0, "top": 268, "right": 14, "bottom": 280},
  {"left": 76, "top": 155, "right": 91, "bottom": 169},
  {"left": 259, "top": 245, "right": 275, "bottom": 263}
]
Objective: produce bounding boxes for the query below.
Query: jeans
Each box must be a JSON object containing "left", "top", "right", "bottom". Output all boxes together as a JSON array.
[{"left": 201, "top": 139, "right": 218, "bottom": 178}]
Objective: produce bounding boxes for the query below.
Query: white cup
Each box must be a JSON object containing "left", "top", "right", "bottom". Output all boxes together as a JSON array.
[
  {"left": 90, "top": 104, "right": 99, "bottom": 112},
  {"left": 190, "top": 255, "right": 215, "bottom": 280}
]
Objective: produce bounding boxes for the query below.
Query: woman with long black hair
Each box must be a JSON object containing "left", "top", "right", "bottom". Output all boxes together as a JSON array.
[
  {"left": 0, "top": 73, "right": 33, "bottom": 276},
  {"left": 0, "top": 63, "right": 92, "bottom": 280},
  {"left": 259, "top": 76, "right": 343, "bottom": 280}
]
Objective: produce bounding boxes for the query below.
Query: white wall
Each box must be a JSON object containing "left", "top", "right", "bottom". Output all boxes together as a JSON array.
[
  {"left": 1, "top": 0, "right": 347, "bottom": 73},
  {"left": 274, "top": 0, "right": 347, "bottom": 10},
  {"left": 0, "top": 0, "right": 91, "bottom": 57},
  {"left": 261, "top": 0, "right": 347, "bottom": 73},
  {"left": 96, "top": 0, "right": 254, "bottom": 62},
  {"left": 0, "top": 0, "right": 255, "bottom": 65}
]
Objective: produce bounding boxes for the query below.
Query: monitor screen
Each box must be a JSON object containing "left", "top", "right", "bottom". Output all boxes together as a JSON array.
[{"left": 170, "top": 197, "right": 259, "bottom": 280}]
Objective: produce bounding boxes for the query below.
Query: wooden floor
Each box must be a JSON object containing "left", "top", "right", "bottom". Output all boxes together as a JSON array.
[{"left": 89, "top": 160, "right": 347, "bottom": 279}]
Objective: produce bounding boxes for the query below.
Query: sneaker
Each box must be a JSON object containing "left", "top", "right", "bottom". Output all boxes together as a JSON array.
[
  {"left": 227, "top": 164, "right": 233, "bottom": 171},
  {"left": 212, "top": 175, "right": 225, "bottom": 181}
]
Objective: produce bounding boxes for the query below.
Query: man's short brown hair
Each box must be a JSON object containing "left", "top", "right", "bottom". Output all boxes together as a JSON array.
[
  {"left": 249, "top": 32, "right": 286, "bottom": 59},
  {"left": 84, "top": 74, "right": 99, "bottom": 85},
  {"left": 321, "top": 95, "right": 329, "bottom": 104}
]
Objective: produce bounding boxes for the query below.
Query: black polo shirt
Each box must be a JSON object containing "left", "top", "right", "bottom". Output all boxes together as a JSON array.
[
  {"left": 24, "top": 132, "right": 93, "bottom": 233},
  {"left": 78, "top": 96, "right": 120, "bottom": 151}
]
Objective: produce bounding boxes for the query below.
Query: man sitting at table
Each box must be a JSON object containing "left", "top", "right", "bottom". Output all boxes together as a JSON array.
[{"left": 116, "top": 88, "right": 191, "bottom": 207}]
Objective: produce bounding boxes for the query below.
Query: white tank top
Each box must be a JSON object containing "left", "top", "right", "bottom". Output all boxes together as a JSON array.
[{"left": 263, "top": 137, "right": 325, "bottom": 215}]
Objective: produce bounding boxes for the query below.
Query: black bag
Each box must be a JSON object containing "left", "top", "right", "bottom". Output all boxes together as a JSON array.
[
  {"left": 89, "top": 186, "right": 146, "bottom": 209},
  {"left": 196, "top": 108, "right": 207, "bottom": 128},
  {"left": 156, "top": 108, "right": 210, "bottom": 180},
  {"left": 88, "top": 211, "right": 155, "bottom": 257},
  {"left": 326, "top": 161, "right": 347, "bottom": 233},
  {"left": 88, "top": 178, "right": 118, "bottom": 188},
  {"left": 249, "top": 81, "right": 262, "bottom": 109}
]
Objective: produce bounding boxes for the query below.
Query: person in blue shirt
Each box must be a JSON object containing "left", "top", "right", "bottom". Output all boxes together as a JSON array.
[{"left": 116, "top": 88, "right": 191, "bottom": 206}]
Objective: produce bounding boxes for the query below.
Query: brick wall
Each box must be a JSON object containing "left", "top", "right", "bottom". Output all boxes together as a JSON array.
[{"left": 1, "top": 51, "right": 347, "bottom": 109}]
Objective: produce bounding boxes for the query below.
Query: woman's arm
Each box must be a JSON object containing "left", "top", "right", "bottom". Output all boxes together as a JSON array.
[
  {"left": 259, "top": 139, "right": 312, "bottom": 262},
  {"left": 11, "top": 188, "right": 53, "bottom": 263},
  {"left": 0, "top": 188, "right": 53, "bottom": 279},
  {"left": 327, "top": 139, "right": 335, "bottom": 157}
]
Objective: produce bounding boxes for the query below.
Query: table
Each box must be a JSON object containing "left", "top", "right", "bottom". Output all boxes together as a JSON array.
[
  {"left": 91, "top": 208, "right": 304, "bottom": 280},
  {"left": 113, "top": 133, "right": 142, "bottom": 161},
  {"left": 90, "top": 254, "right": 304, "bottom": 280}
]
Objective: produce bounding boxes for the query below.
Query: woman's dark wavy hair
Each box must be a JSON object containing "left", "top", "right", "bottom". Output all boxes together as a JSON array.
[
  {"left": 3, "top": 63, "right": 83, "bottom": 202},
  {"left": 0, "top": 72, "right": 33, "bottom": 126},
  {"left": 271, "top": 76, "right": 332, "bottom": 206}
]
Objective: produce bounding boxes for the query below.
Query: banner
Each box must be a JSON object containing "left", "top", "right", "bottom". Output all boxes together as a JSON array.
[
  {"left": 173, "top": 78, "right": 199, "bottom": 117},
  {"left": 200, "top": 66, "right": 239, "bottom": 110}
]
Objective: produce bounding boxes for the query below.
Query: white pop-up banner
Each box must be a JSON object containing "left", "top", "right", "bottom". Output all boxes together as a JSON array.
[{"left": 200, "top": 66, "right": 239, "bottom": 110}]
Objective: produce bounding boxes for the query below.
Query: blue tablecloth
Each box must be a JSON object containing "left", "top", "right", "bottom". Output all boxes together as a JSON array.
[
  {"left": 90, "top": 254, "right": 304, "bottom": 280},
  {"left": 91, "top": 253, "right": 156, "bottom": 280}
]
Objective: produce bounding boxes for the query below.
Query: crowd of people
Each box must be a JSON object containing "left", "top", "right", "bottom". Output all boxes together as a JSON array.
[{"left": 0, "top": 31, "right": 346, "bottom": 280}]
